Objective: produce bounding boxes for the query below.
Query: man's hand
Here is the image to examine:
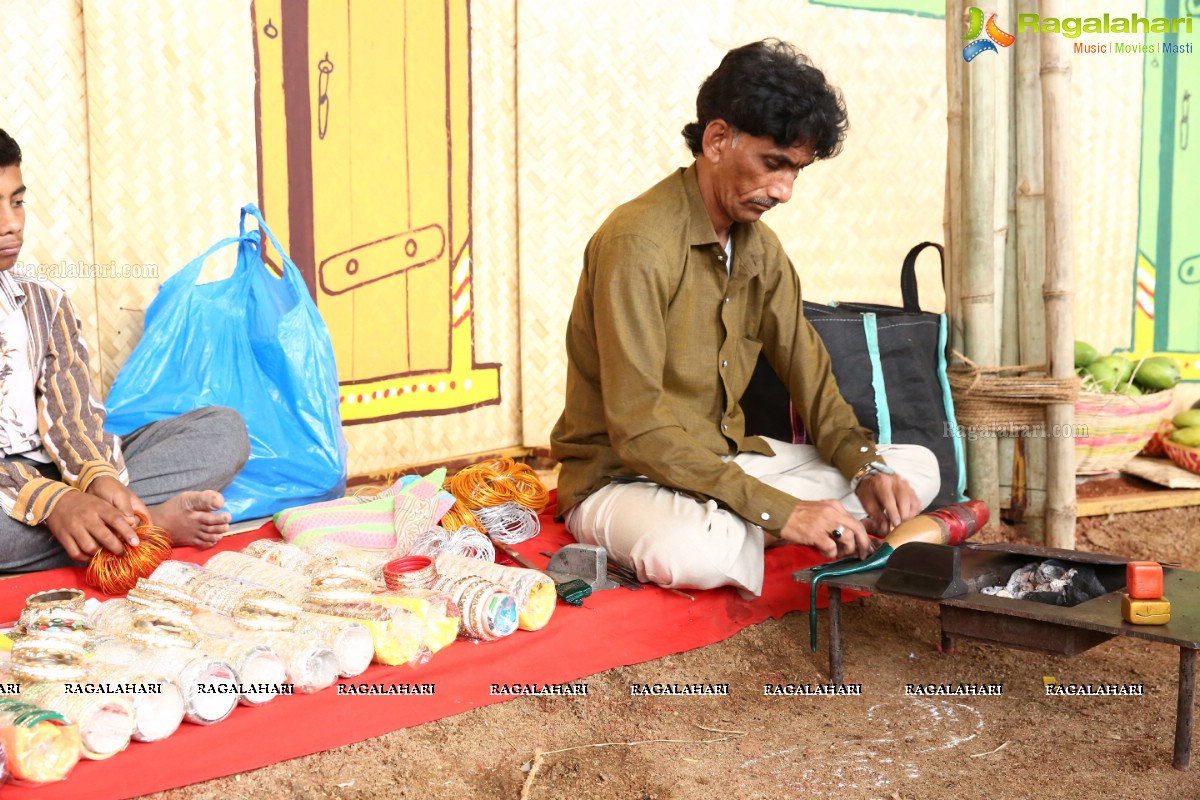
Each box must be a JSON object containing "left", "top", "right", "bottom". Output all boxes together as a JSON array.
[
  {"left": 778, "top": 499, "right": 875, "bottom": 560},
  {"left": 855, "top": 472, "right": 922, "bottom": 538},
  {"left": 44, "top": 487, "right": 142, "bottom": 562}
]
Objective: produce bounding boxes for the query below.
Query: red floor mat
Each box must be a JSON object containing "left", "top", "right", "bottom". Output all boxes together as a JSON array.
[{"left": 1, "top": 508, "right": 834, "bottom": 799}]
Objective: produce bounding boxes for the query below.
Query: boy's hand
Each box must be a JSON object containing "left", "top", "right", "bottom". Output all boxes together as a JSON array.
[
  {"left": 44, "top": 487, "right": 141, "bottom": 561},
  {"left": 86, "top": 476, "right": 151, "bottom": 527}
]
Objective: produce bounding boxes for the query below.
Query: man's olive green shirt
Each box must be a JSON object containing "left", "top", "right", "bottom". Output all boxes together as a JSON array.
[{"left": 550, "top": 164, "right": 879, "bottom": 533}]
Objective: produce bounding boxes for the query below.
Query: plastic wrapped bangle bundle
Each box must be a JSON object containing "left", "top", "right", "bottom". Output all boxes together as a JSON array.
[
  {"left": 300, "top": 540, "right": 397, "bottom": 581},
  {"left": 232, "top": 592, "right": 302, "bottom": 632},
  {"left": 89, "top": 635, "right": 238, "bottom": 726},
  {"left": 79, "top": 662, "right": 185, "bottom": 742},
  {"left": 368, "top": 591, "right": 461, "bottom": 657},
  {"left": 150, "top": 561, "right": 291, "bottom": 619},
  {"left": 384, "top": 556, "right": 438, "bottom": 591},
  {"left": 306, "top": 567, "right": 378, "bottom": 606},
  {"left": 290, "top": 613, "right": 373, "bottom": 678},
  {"left": 429, "top": 574, "right": 519, "bottom": 641},
  {"left": 126, "top": 580, "right": 199, "bottom": 615},
  {"left": 0, "top": 698, "right": 81, "bottom": 784},
  {"left": 242, "top": 539, "right": 339, "bottom": 576},
  {"left": 191, "top": 635, "right": 288, "bottom": 706},
  {"left": 10, "top": 637, "right": 88, "bottom": 684},
  {"left": 191, "top": 612, "right": 338, "bottom": 694},
  {"left": 6, "top": 677, "right": 134, "bottom": 761},
  {"left": 435, "top": 554, "right": 556, "bottom": 632},
  {"left": 205, "top": 552, "right": 311, "bottom": 604},
  {"left": 299, "top": 601, "right": 429, "bottom": 667}
]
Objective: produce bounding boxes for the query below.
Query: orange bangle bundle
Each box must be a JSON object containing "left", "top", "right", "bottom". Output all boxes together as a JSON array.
[
  {"left": 447, "top": 457, "right": 549, "bottom": 513},
  {"left": 85, "top": 515, "right": 173, "bottom": 596}
]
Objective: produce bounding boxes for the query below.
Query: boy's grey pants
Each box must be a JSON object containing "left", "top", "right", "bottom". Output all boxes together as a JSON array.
[{"left": 0, "top": 406, "right": 249, "bottom": 572}]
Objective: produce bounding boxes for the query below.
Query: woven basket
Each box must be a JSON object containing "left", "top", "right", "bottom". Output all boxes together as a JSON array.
[
  {"left": 947, "top": 354, "right": 1080, "bottom": 435},
  {"left": 1074, "top": 388, "right": 1176, "bottom": 474},
  {"left": 1163, "top": 438, "right": 1200, "bottom": 476}
]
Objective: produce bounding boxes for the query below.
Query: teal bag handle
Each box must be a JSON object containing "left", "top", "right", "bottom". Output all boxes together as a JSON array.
[{"left": 861, "top": 312, "right": 892, "bottom": 445}]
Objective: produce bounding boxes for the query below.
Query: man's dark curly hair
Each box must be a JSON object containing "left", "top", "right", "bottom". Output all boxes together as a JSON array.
[
  {"left": 0, "top": 129, "right": 21, "bottom": 169},
  {"left": 682, "top": 39, "right": 848, "bottom": 160}
]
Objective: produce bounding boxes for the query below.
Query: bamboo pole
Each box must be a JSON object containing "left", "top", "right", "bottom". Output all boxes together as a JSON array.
[
  {"left": 945, "top": 0, "right": 966, "bottom": 357},
  {"left": 996, "top": 0, "right": 1018, "bottom": 520},
  {"left": 962, "top": 18, "right": 1000, "bottom": 524},
  {"left": 1039, "top": 0, "right": 1077, "bottom": 549},
  {"left": 1015, "top": 0, "right": 1047, "bottom": 538}
]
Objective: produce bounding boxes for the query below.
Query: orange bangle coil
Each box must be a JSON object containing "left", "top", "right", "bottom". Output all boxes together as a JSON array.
[{"left": 85, "top": 520, "right": 173, "bottom": 596}]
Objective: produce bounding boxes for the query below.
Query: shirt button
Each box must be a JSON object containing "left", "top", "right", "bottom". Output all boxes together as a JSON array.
[
  {"left": 717, "top": 255, "right": 726, "bottom": 263},
  {"left": 724, "top": 297, "right": 730, "bottom": 304},
  {"left": 722, "top": 423, "right": 729, "bottom": 432},
  {"left": 860, "top": 446, "right": 869, "bottom": 453},
  {"left": 721, "top": 360, "right": 728, "bottom": 368},
  {"left": 761, "top": 512, "right": 770, "bottom": 521}
]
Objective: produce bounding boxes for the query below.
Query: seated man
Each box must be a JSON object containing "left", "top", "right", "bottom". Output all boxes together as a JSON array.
[
  {"left": 0, "top": 128, "right": 250, "bottom": 572},
  {"left": 550, "top": 40, "right": 940, "bottom": 597}
]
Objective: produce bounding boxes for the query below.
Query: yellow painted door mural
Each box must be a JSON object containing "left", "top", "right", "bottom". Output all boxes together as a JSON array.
[
  {"left": 1131, "top": 0, "right": 1200, "bottom": 381},
  {"left": 253, "top": 0, "right": 500, "bottom": 424}
]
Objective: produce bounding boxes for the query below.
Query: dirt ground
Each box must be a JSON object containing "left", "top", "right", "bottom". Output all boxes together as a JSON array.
[{"left": 144, "top": 482, "right": 1200, "bottom": 800}]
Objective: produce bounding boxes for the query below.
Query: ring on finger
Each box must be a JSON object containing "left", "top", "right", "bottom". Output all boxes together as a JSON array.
[{"left": 830, "top": 525, "right": 845, "bottom": 540}]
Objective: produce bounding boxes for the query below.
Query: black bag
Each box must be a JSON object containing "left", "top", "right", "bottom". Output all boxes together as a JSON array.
[{"left": 742, "top": 242, "right": 965, "bottom": 510}]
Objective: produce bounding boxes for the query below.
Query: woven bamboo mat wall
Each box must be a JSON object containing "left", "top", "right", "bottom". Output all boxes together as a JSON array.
[
  {"left": 515, "top": 1, "right": 949, "bottom": 446},
  {"left": 81, "top": 0, "right": 259, "bottom": 395},
  {"left": 0, "top": 0, "right": 100, "bottom": 387},
  {"left": 1066, "top": 0, "right": 1143, "bottom": 357}
]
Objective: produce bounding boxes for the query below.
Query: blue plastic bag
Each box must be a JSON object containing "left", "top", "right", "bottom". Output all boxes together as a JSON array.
[{"left": 105, "top": 204, "right": 348, "bottom": 521}]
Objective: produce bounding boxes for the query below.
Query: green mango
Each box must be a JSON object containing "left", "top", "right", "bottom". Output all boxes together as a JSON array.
[
  {"left": 1133, "top": 356, "right": 1182, "bottom": 390},
  {"left": 1084, "top": 357, "right": 1127, "bottom": 392},
  {"left": 1074, "top": 340, "right": 1099, "bottom": 369},
  {"left": 1117, "top": 382, "right": 1143, "bottom": 397},
  {"left": 1170, "top": 427, "right": 1200, "bottom": 447},
  {"left": 1173, "top": 410, "right": 1200, "bottom": 429}
]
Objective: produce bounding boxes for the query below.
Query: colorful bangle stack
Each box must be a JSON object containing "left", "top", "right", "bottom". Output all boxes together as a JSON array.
[
  {"left": 0, "top": 697, "right": 81, "bottom": 784},
  {"left": 435, "top": 554, "right": 557, "bottom": 631},
  {"left": 18, "top": 589, "right": 86, "bottom": 634},
  {"left": 429, "top": 574, "right": 519, "bottom": 641},
  {"left": 383, "top": 556, "right": 438, "bottom": 591}
]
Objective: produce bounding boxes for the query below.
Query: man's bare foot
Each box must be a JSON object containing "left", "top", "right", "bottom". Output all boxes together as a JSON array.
[{"left": 150, "top": 490, "right": 232, "bottom": 549}]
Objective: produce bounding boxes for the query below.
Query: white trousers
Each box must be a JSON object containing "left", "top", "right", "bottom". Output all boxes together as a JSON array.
[{"left": 565, "top": 439, "right": 941, "bottom": 596}]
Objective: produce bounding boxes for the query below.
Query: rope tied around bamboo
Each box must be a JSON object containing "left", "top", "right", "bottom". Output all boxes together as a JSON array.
[{"left": 947, "top": 350, "right": 1080, "bottom": 432}]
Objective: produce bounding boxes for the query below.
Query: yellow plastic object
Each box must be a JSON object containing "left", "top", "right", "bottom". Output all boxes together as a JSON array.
[
  {"left": 372, "top": 593, "right": 460, "bottom": 654},
  {"left": 1122, "top": 594, "right": 1171, "bottom": 625}
]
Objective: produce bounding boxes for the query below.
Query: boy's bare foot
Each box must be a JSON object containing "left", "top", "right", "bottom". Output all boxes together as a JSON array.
[{"left": 150, "top": 490, "right": 232, "bottom": 548}]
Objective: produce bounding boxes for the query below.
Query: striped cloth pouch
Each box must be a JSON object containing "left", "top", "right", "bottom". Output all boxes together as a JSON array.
[{"left": 274, "top": 469, "right": 456, "bottom": 551}]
